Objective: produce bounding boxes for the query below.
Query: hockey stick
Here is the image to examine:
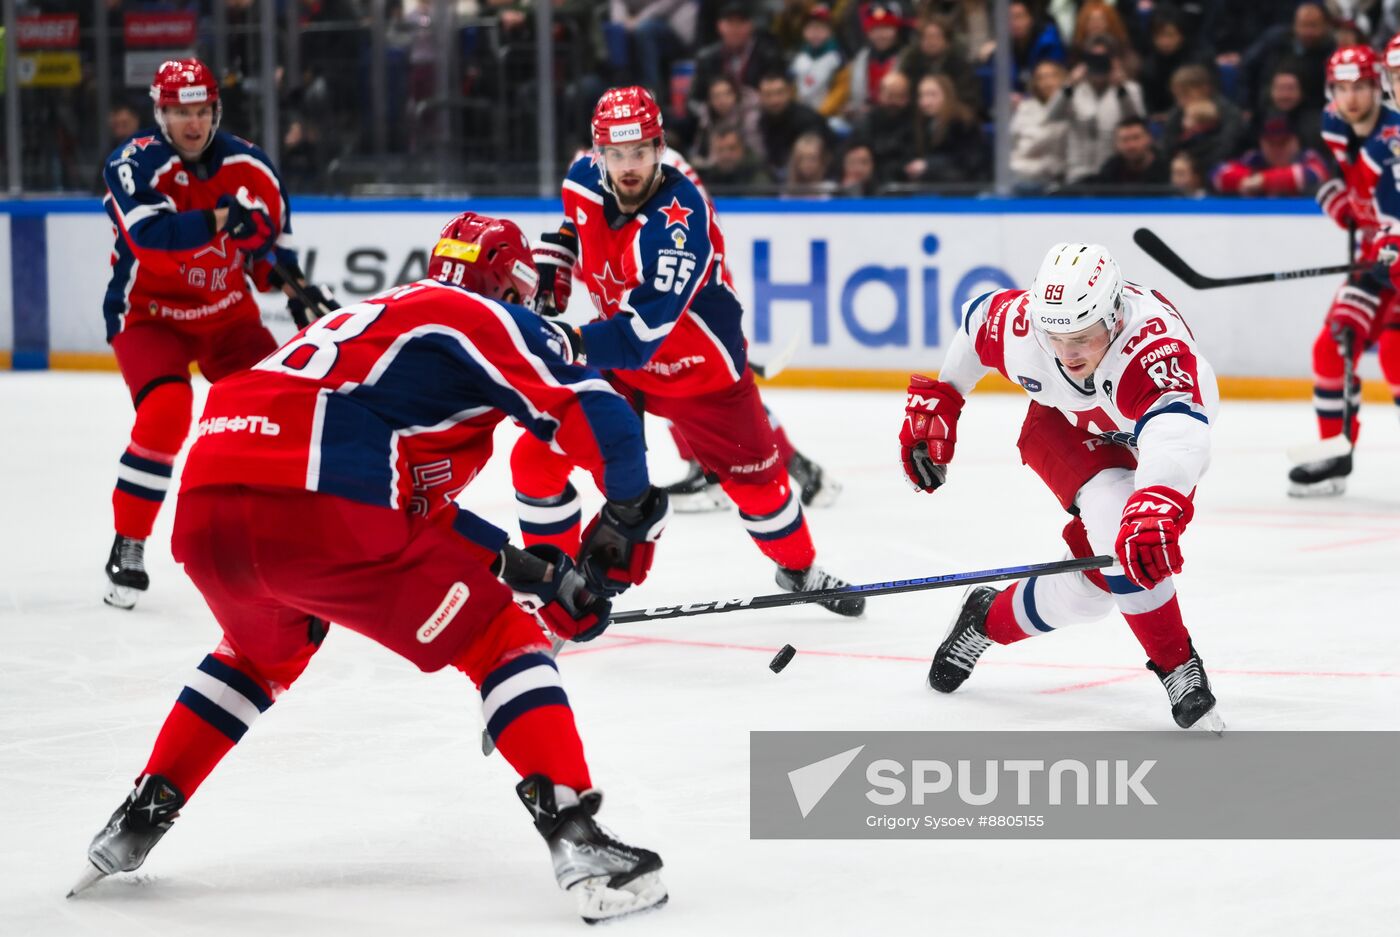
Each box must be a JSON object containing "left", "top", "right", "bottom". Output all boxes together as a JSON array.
[
  {"left": 272, "top": 256, "right": 336, "bottom": 328},
  {"left": 1285, "top": 326, "right": 1357, "bottom": 464},
  {"left": 751, "top": 334, "right": 801, "bottom": 380},
  {"left": 480, "top": 554, "right": 1111, "bottom": 756},
  {"left": 1133, "top": 228, "right": 1362, "bottom": 289},
  {"left": 1285, "top": 222, "right": 1360, "bottom": 466},
  {"left": 610, "top": 554, "right": 1111, "bottom": 624}
]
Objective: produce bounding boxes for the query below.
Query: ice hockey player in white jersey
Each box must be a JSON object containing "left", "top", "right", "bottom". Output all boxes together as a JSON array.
[{"left": 899, "top": 242, "right": 1224, "bottom": 730}]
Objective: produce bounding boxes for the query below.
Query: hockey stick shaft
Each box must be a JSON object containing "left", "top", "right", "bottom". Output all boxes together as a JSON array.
[
  {"left": 272, "top": 256, "right": 333, "bottom": 328},
  {"left": 1340, "top": 320, "right": 1358, "bottom": 443},
  {"left": 1133, "top": 228, "right": 1360, "bottom": 289},
  {"left": 1343, "top": 222, "right": 1358, "bottom": 442},
  {"left": 481, "top": 554, "right": 1111, "bottom": 757},
  {"left": 609, "top": 555, "right": 1112, "bottom": 624}
]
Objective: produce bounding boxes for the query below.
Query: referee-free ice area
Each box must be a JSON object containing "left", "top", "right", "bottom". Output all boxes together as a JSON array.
[{"left": 3, "top": 372, "right": 1397, "bottom": 937}]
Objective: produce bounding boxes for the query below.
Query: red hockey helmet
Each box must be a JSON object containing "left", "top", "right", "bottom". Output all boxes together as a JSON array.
[
  {"left": 428, "top": 211, "right": 539, "bottom": 304},
  {"left": 1326, "top": 45, "right": 1381, "bottom": 85},
  {"left": 1387, "top": 33, "right": 1400, "bottom": 69},
  {"left": 591, "top": 86, "right": 665, "bottom": 148},
  {"left": 151, "top": 58, "right": 219, "bottom": 108},
  {"left": 150, "top": 58, "right": 222, "bottom": 151}
]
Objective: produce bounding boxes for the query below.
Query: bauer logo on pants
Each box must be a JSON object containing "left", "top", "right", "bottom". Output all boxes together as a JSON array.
[
  {"left": 750, "top": 732, "right": 1400, "bottom": 839},
  {"left": 418, "top": 582, "right": 469, "bottom": 644}
]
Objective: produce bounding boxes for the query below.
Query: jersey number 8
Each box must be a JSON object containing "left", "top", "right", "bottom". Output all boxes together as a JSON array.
[{"left": 255, "top": 302, "right": 385, "bottom": 380}]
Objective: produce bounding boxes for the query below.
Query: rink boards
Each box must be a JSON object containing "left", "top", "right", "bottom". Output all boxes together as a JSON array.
[{"left": 0, "top": 197, "right": 1367, "bottom": 392}]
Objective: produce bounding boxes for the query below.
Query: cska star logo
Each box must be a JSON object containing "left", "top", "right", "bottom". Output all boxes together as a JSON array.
[
  {"left": 592, "top": 262, "right": 628, "bottom": 311},
  {"left": 659, "top": 196, "right": 692, "bottom": 229},
  {"left": 121, "top": 135, "right": 160, "bottom": 159}
]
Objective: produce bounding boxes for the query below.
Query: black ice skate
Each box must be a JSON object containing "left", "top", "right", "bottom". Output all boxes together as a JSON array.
[
  {"left": 1147, "top": 644, "right": 1224, "bottom": 733},
  {"left": 661, "top": 460, "right": 731, "bottom": 513},
  {"left": 787, "top": 450, "right": 842, "bottom": 508},
  {"left": 68, "top": 774, "right": 185, "bottom": 897},
  {"left": 517, "top": 774, "right": 668, "bottom": 924},
  {"left": 104, "top": 533, "right": 149, "bottom": 609},
  {"left": 1287, "top": 452, "right": 1352, "bottom": 498},
  {"left": 928, "top": 586, "right": 998, "bottom": 693},
  {"left": 775, "top": 564, "right": 866, "bottom": 617}
]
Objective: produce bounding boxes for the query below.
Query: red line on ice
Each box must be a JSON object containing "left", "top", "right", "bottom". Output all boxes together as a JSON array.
[{"left": 561, "top": 633, "right": 1400, "bottom": 681}]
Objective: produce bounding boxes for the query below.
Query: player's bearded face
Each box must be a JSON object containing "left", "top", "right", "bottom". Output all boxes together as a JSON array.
[
  {"left": 163, "top": 104, "right": 214, "bottom": 159},
  {"left": 1043, "top": 321, "right": 1114, "bottom": 378},
  {"left": 1333, "top": 81, "right": 1379, "bottom": 124},
  {"left": 601, "top": 142, "right": 660, "bottom": 205}
]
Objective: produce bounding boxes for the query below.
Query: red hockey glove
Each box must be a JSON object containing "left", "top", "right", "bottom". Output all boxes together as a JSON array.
[
  {"left": 899, "top": 375, "right": 964, "bottom": 493},
  {"left": 579, "top": 487, "right": 670, "bottom": 597},
  {"left": 1361, "top": 236, "right": 1400, "bottom": 293},
  {"left": 531, "top": 227, "right": 578, "bottom": 317},
  {"left": 219, "top": 186, "right": 277, "bottom": 258},
  {"left": 500, "top": 544, "right": 612, "bottom": 642},
  {"left": 1315, "top": 178, "right": 1353, "bottom": 231},
  {"left": 1324, "top": 299, "right": 1372, "bottom": 353},
  {"left": 1115, "top": 486, "right": 1195, "bottom": 589}
]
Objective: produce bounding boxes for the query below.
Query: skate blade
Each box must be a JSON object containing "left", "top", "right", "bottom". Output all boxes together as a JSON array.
[
  {"left": 1192, "top": 708, "right": 1226, "bottom": 736},
  {"left": 669, "top": 488, "right": 731, "bottom": 513},
  {"left": 575, "top": 871, "right": 669, "bottom": 925},
  {"left": 103, "top": 584, "right": 140, "bottom": 610},
  {"left": 1285, "top": 436, "right": 1351, "bottom": 465},
  {"left": 1287, "top": 477, "right": 1347, "bottom": 498},
  {"left": 67, "top": 862, "right": 107, "bottom": 898}
]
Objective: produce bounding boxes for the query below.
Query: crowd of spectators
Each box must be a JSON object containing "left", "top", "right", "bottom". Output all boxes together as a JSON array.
[
  {"left": 13, "top": 1, "right": 1400, "bottom": 197},
  {"left": 594, "top": 0, "right": 1396, "bottom": 197}
]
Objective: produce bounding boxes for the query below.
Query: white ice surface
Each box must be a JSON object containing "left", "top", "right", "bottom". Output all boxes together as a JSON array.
[{"left": 2, "top": 372, "right": 1398, "bottom": 936}]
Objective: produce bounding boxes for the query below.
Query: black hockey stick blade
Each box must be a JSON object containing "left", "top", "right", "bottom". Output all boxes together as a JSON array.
[
  {"left": 610, "top": 554, "right": 1112, "bottom": 625},
  {"left": 1133, "top": 228, "right": 1359, "bottom": 289}
]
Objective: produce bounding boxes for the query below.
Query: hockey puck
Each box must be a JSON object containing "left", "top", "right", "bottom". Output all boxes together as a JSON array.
[{"left": 769, "top": 644, "right": 796, "bottom": 673}]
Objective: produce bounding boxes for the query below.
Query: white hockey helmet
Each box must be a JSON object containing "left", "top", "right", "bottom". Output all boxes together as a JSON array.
[{"left": 1026, "top": 242, "right": 1123, "bottom": 335}]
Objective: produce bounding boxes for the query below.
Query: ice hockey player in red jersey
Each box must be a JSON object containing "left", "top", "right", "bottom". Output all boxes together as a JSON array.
[
  {"left": 69, "top": 212, "right": 669, "bottom": 924},
  {"left": 557, "top": 143, "right": 842, "bottom": 513},
  {"left": 100, "top": 58, "right": 337, "bottom": 608},
  {"left": 1293, "top": 45, "right": 1400, "bottom": 496},
  {"left": 903, "top": 243, "right": 1224, "bottom": 731},
  {"left": 515, "top": 85, "right": 862, "bottom": 615}
]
